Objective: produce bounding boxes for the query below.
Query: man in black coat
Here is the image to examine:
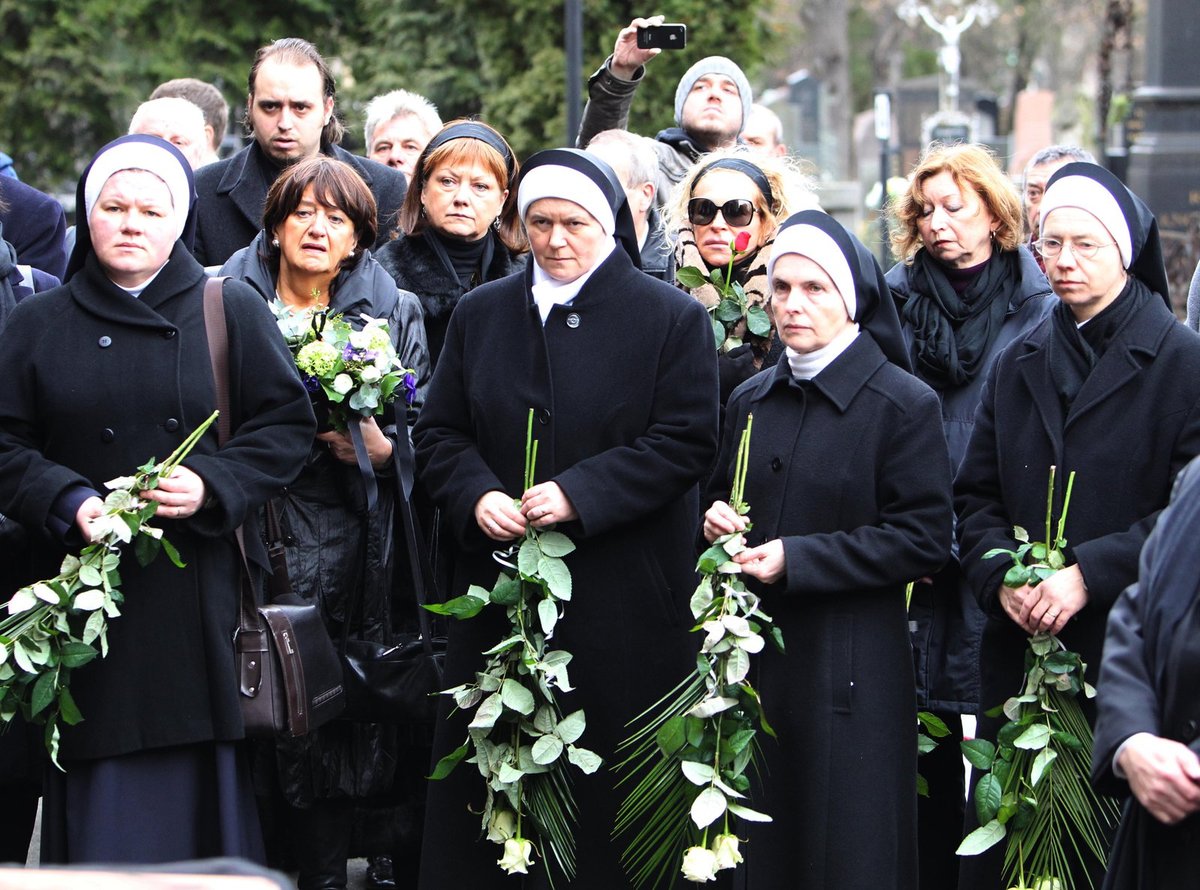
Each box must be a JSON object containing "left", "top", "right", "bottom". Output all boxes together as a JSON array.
[
  {"left": 0, "top": 176, "right": 67, "bottom": 281},
  {"left": 192, "top": 37, "right": 406, "bottom": 267}
]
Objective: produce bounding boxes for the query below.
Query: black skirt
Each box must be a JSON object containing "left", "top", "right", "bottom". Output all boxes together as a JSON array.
[{"left": 41, "top": 740, "right": 265, "bottom": 865}]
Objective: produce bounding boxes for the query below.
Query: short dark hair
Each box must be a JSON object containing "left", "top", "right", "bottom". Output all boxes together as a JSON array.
[
  {"left": 245, "top": 37, "right": 344, "bottom": 146},
  {"left": 261, "top": 156, "right": 376, "bottom": 274},
  {"left": 150, "top": 78, "right": 230, "bottom": 153}
]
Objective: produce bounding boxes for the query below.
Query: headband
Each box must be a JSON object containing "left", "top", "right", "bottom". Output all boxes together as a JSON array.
[
  {"left": 422, "top": 121, "right": 514, "bottom": 177},
  {"left": 691, "top": 158, "right": 774, "bottom": 211}
]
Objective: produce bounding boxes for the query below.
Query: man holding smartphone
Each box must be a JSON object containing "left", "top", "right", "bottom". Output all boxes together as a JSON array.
[{"left": 577, "top": 15, "right": 752, "bottom": 208}]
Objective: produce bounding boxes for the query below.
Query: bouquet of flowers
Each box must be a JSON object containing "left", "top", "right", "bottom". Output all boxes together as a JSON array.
[
  {"left": 270, "top": 298, "right": 416, "bottom": 432},
  {"left": 423, "top": 410, "right": 600, "bottom": 882},
  {"left": 0, "top": 411, "right": 218, "bottom": 767},
  {"left": 958, "top": 467, "right": 1120, "bottom": 890},
  {"left": 614, "top": 416, "right": 784, "bottom": 888},
  {"left": 676, "top": 232, "right": 771, "bottom": 353}
]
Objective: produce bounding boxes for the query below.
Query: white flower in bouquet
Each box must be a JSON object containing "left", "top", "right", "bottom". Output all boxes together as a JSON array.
[
  {"left": 497, "top": 837, "right": 535, "bottom": 875},
  {"left": 680, "top": 846, "right": 719, "bottom": 883},
  {"left": 711, "top": 833, "right": 743, "bottom": 871},
  {"left": 332, "top": 373, "right": 354, "bottom": 395}
]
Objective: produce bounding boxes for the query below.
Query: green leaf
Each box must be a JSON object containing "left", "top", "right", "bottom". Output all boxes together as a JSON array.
[
  {"left": 531, "top": 734, "right": 564, "bottom": 765},
  {"left": 681, "top": 760, "right": 716, "bottom": 785},
  {"left": 725, "top": 728, "right": 755, "bottom": 757},
  {"left": 537, "top": 531, "right": 575, "bottom": 558},
  {"left": 489, "top": 577, "right": 522, "bottom": 606},
  {"left": 567, "top": 745, "right": 602, "bottom": 774},
  {"left": 726, "top": 801, "right": 772, "bottom": 822},
  {"left": 429, "top": 744, "right": 470, "bottom": 780},
  {"left": 1030, "top": 635, "right": 1054, "bottom": 656},
  {"left": 134, "top": 533, "right": 161, "bottom": 568},
  {"left": 655, "top": 715, "right": 687, "bottom": 756},
  {"left": 715, "top": 299, "right": 743, "bottom": 323},
  {"left": 746, "top": 305, "right": 770, "bottom": 337},
  {"left": 711, "top": 316, "right": 724, "bottom": 348},
  {"left": 31, "top": 671, "right": 57, "bottom": 716},
  {"left": 556, "top": 710, "right": 586, "bottom": 744},
  {"left": 1004, "top": 565, "right": 1033, "bottom": 588},
  {"left": 768, "top": 625, "right": 785, "bottom": 653},
  {"left": 1051, "top": 730, "right": 1084, "bottom": 751},
  {"left": 918, "top": 734, "right": 938, "bottom": 755},
  {"left": 423, "top": 592, "right": 487, "bottom": 619},
  {"left": 696, "top": 543, "right": 730, "bottom": 575},
  {"left": 983, "top": 547, "right": 1016, "bottom": 561},
  {"left": 57, "top": 641, "right": 98, "bottom": 669},
  {"left": 918, "top": 711, "right": 951, "bottom": 737},
  {"left": 961, "top": 738, "right": 996, "bottom": 770},
  {"left": 689, "top": 786, "right": 727, "bottom": 829},
  {"left": 1031, "top": 747, "right": 1057, "bottom": 786},
  {"left": 58, "top": 686, "right": 84, "bottom": 725},
  {"left": 1013, "top": 526, "right": 1030, "bottom": 543},
  {"left": 725, "top": 647, "right": 750, "bottom": 684},
  {"left": 975, "top": 773, "right": 1003, "bottom": 824},
  {"left": 956, "top": 819, "right": 1005, "bottom": 856},
  {"left": 917, "top": 773, "right": 929, "bottom": 797},
  {"left": 675, "top": 265, "right": 709, "bottom": 289},
  {"left": 81, "top": 610, "right": 106, "bottom": 646},
  {"left": 1013, "top": 724, "right": 1052, "bottom": 750},
  {"left": 518, "top": 538, "right": 540, "bottom": 576},
  {"left": 538, "top": 555, "right": 572, "bottom": 601},
  {"left": 500, "top": 679, "right": 535, "bottom": 716},
  {"left": 685, "top": 715, "right": 706, "bottom": 748},
  {"left": 468, "top": 693, "right": 503, "bottom": 730},
  {"left": 537, "top": 598, "right": 558, "bottom": 636},
  {"left": 78, "top": 565, "right": 103, "bottom": 587}
]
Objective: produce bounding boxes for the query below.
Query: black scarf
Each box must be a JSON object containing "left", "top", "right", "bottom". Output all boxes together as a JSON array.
[
  {"left": 1048, "top": 275, "right": 1148, "bottom": 412},
  {"left": 425, "top": 228, "right": 492, "bottom": 289},
  {"left": 902, "top": 248, "right": 1021, "bottom": 387}
]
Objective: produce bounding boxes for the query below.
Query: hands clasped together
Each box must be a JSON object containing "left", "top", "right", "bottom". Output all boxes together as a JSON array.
[
  {"left": 475, "top": 482, "right": 578, "bottom": 543},
  {"left": 703, "top": 500, "right": 784, "bottom": 585},
  {"left": 75, "top": 464, "right": 208, "bottom": 542},
  {"left": 999, "top": 563, "right": 1088, "bottom": 636}
]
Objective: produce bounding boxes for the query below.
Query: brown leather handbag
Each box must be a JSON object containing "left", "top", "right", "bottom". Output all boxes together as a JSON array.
[{"left": 203, "top": 277, "right": 345, "bottom": 737}]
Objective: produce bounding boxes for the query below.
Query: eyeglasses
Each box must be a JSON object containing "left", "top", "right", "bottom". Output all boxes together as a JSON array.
[
  {"left": 1034, "top": 237, "right": 1116, "bottom": 259},
  {"left": 687, "top": 197, "right": 757, "bottom": 228}
]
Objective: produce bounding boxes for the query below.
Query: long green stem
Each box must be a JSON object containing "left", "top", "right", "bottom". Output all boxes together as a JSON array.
[
  {"left": 160, "top": 410, "right": 219, "bottom": 476},
  {"left": 1044, "top": 465, "right": 1056, "bottom": 553},
  {"left": 1056, "top": 471, "right": 1076, "bottom": 544}
]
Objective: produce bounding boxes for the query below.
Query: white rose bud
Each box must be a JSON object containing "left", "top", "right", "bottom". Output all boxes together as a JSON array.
[
  {"left": 486, "top": 808, "right": 516, "bottom": 843},
  {"left": 680, "top": 846, "right": 719, "bottom": 883},
  {"left": 711, "top": 833, "right": 743, "bottom": 870},
  {"left": 497, "top": 837, "right": 535, "bottom": 875},
  {"left": 332, "top": 373, "right": 354, "bottom": 395},
  {"left": 360, "top": 366, "right": 382, "bottom": 384}
]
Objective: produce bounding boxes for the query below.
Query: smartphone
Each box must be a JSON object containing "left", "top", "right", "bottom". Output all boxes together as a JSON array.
[{"left": 636, "top": 23, "right": 687, "bottom": 50}]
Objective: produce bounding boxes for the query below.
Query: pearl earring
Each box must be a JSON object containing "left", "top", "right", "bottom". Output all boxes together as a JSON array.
[
  {"left": 272, "top": 238, "right": 280, "bottom": 247},
  {"left": 348, "top": 249, "right": 356, "bottom": 258}
]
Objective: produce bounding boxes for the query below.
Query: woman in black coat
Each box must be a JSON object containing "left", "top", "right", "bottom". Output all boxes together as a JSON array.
[
  {"left": 955, "top": 163, "right": 1200, "bottom": 890},
  {"left": 1093, "top": 455, "right": 1200, "bottom": 889},
  {"left": 412, "top": 148, "right": 718, "bottom": 889},
  {"left": 221, "top": 155, "right": 431, "bottom": 890},
  {"left": 375, "top": 119, "right": 526, "bottom": 370},
  {"left": 886, "top": 142, "right": 1055, "bottom": 889},
  {"left": 702, "top": 210, "right": 953, "bottom": 889},
  {"left": 0, "top": 135, "right": 315, "bottom": 864}
]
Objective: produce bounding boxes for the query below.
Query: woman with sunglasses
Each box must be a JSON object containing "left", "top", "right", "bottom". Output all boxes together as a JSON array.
[
  {"left": 884, "top": 142, "right": 1055, "bottom": 890},
  {"left": 955, "top": 164, "right": 1200, "bottom": 890},
  {"left": 665, "top": 149, "right": 817, "bottom": 409}
]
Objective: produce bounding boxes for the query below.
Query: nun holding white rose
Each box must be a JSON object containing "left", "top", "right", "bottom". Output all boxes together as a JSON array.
[
  {"left": 0, "top": 134, "right": 314, "bottom": 864},
  {"left": 701, "top": 209, "right": 953, "bottom": 889},
  {"left": 413, "top": 148, "right": 718, "bottom": 888}
]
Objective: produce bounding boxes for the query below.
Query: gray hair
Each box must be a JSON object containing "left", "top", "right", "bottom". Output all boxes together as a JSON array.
[
  {"left": 1025, "top": 144, "right": 1095, "bottom": 174},
  {"left": 747, "top": 104, "right": 783, "bottom": 144},
  {"left": 584, "top": 129, "right": 657, "bottom": 190},
  {"left": 363, "top": 90, "right": 443, "bottom": 149}
]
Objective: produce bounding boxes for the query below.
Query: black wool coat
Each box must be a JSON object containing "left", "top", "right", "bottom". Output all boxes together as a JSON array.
[
  {"left": 955, "top": 293, "right": 1200, "bottom": 890},
  {"left": 705, "top": 336, "right": 953, "bottom": 890},
  {"left": 887, "top": 245, "right": 1056, "bottom": 712},
  {"left": 192, "top": 141, "right": 408, "bottom": 268},
  {"left": 375, "top": 230, "right": 525, "bottom": 370},
  {"left": 0, "top": 176, "right": 68, "bottom": 281},
  {"left": 1093, "top": 456, "right": 1200, "bottom": 889},
  {"left": 412, "top": 248, "right": 719, "bottom": 889},
  {"left": 0, "top": 245, "right": 316, "bottom": 761}
]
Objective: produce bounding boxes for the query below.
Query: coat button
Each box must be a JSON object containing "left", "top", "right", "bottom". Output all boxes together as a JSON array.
[
  {"left": 98, "top": 336, "right": 112, "bottom": 348},
  {"left": 162, "top": 329, "right": 177, "bottom": 339},
  {"left": 100, "top": 428, "right": 115, "bottom": 443},
  {"left": 565, "top": 312, "right": 581, "bottom": 328},
  {"left": 538, "top": 408, "right": 551, "bottom": 424},
  {"left": 771, "top": 457, "right": 782, "bottom": 471},
  {"left": 165, "top": 418, "right": 180, "bottom": 432}
]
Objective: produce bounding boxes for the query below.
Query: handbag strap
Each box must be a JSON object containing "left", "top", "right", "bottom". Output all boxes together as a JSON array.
[
  {"left": 390, "top": 400, "right": 440, "bottom": 660},
  {"left": 202, "top": 277, "right": 257, "bottom": 627}
]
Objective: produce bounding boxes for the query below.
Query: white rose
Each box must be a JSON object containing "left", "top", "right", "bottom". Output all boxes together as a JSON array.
[
  {"left": 360, "top": 366, "right": 382, "bottom": 384},
  {"left": 711, "top": 833, "right": 743, "bottom": 870},
  {"left": 497, "top": 837, "right": 534, "bottom": 875},
  {"left": 680, "top": 846, "right": 719, "bottom": 883},
  {"left": 348, "top": 330, "right": 372, "bottom": 350},
  {"left": 332, "top": 373, "right": 354, "bottom": 395}
]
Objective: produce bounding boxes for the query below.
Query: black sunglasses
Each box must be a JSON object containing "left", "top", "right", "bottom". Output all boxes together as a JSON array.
[{"left": 687, "top": 197, "right": 757, "bottom": 228}]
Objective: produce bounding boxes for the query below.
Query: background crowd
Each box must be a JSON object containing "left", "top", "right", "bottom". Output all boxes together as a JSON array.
[{"left": 2, "top": 15, "right": 1200, "bottom": 890}]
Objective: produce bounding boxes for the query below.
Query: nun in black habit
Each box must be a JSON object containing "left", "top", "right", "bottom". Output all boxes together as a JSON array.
[
  {"left": 955, "top": 164, "right": 1200, "bottom": 889},
  {"left": 412, "top": 149, "right": 718, "bottom": 888},
  {"left": 0, "top": 135, "right": 315, "bottom": 864},
  {"left": 701, "top": 210, "right": 953, "bottom": 890}
]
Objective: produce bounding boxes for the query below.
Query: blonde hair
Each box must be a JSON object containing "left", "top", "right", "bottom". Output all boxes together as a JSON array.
[
  {"left": 663, "top": 147, "right": 818, "bottom": 249},
  {"left": 888, "top": 142, "right": 1023, "bottom": 263}
]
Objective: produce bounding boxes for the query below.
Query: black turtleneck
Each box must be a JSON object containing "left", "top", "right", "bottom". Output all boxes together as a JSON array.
[{"left": 429, "top": 229, "right": 490, "bottom": 288}]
